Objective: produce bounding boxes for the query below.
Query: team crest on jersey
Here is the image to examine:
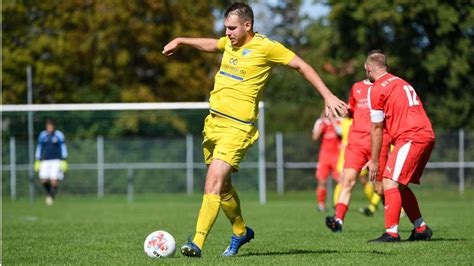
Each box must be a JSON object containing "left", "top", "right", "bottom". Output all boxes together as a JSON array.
[{"left": 242, "top": 49, "right": 251, "bottom": 57}]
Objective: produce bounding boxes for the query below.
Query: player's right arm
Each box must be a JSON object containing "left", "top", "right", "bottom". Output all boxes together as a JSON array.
[
  {"left": 35, "top": 132, "right": 46, "bottom": 161},
  {"left": 287, "top": 55, "right": 347, "bottom": 118},
  {"left": 162, "top": 38, "right": 219, "bottom": 56}
]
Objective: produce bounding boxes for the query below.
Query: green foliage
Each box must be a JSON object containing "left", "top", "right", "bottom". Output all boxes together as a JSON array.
[
  {"left": 2, "top": 0, "right": 224, "bottom": 104},
  {"left": 301, "top": 0, "right": 474, "bottom": 130}
]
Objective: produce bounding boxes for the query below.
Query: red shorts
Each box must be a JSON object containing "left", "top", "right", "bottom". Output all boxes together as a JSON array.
[
  {"left": 383, "top": 139, "right": 435, "bottom": 185},
  {"left": 316, "top": 153, "right": 340, "bottom": 182},
  {"left": 344, "top": 142, "right": 390, "bottom": 181}
]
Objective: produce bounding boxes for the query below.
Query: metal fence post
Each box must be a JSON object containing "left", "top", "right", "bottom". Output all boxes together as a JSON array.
[
  {"left": 10, "top": 137, "right": 17, "bottom": 201},
  {"left": 459, "top": 129, "right": 465, "bottom": 194},
  {"left": 27, "top": 66, "right": 35, "bottom": 203},
  {"left": 127, "top": 168, "right": 134, "bottom": 203},
  {"left": 258, "top": 102, "right": 266, "bottom": 204},
  {"left": 97, "top": 136, "right": 104, "bottom": 198},
  {"left": 186, "top": 134, "right": 194, "bottom": 195},
  {"left": 276, "top": 131, "right": 284, "bottom": 195}
]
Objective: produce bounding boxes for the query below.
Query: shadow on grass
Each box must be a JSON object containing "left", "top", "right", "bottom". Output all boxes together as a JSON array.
[
  {"left": 409, "top": 238, "right": 467, "bottom": 242},
  {"left": 240, "top": 249, "right": 391, "bottom": 257}
]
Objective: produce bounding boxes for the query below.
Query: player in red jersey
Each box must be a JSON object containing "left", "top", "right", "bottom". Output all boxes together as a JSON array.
[
  {"left": 325, "top": 79, "right": 390, "bottom": 232},
  {"left": 312, "top": 114, "right": 342, "bottom": 212},
  {"left": 366, "top": 50, "right": 435, "bottom": 242}
]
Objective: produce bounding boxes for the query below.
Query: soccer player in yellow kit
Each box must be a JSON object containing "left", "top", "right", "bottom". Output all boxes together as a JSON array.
[{"left": 163, "top": 2, "right": 347, "bottom": 257}]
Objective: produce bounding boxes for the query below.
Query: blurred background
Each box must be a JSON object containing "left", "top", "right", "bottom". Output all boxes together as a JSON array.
[{"left": 2, "top": 0, "right": 473, "bottom": 200}]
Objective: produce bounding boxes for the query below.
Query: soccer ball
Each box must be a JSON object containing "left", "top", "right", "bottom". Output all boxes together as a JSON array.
[{"left": 143, "top": 230, "right": 176, "bottom": 258}]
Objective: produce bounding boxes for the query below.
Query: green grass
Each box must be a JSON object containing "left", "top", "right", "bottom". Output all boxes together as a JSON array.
[{"left": 3, "top": 188, "right": 473, "bottom": 265}]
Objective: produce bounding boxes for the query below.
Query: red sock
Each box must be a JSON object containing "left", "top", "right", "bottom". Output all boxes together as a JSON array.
[
  {"left": 335, "top": 203, "right": 348, "bottom": 221},
  {"left": 384, "top": 188, "right": 402, "bottom": 231},
  {"left": 415, "top": 225, "right": 427, "bottom": 233},
  {"left": 400, "top": 187, "right": 422, "bottom": 224},
  {"left": 317, "top": 188, "right": 327, "bottom": 206}
]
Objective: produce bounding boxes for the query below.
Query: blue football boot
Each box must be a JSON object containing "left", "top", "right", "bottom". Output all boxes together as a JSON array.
[{"left": 223, "top": 226, "right": 254, "bottom": 257}]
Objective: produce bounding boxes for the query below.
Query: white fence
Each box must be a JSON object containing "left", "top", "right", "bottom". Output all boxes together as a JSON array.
[{"left": 3, "top": 129, "right": 472, "bottom": 203}]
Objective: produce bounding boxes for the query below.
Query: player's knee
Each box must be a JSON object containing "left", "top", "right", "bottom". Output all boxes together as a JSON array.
[
  {"left": 374, "top": 186, "right": 383, "bottom": 195},
  {"left": 342, "top": 178, "right": 356, "bottom": 189},
  {"left": 317, "top": 179, "right": 327, "bottom": 187}
]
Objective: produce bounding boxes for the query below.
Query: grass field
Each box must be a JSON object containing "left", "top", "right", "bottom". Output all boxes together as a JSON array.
[{"left": 3, "top": 188, "right": 473, "bottom": 265}]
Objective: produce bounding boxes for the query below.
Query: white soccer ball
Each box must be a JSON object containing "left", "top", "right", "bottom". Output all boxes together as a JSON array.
[{"left": 143, "top": 230, "right": 176, "bottom": 258}]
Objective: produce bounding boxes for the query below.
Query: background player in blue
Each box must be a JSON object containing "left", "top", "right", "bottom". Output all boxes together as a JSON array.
[{"left": 35, "top": 119, "right": 68, "bottom": 205}]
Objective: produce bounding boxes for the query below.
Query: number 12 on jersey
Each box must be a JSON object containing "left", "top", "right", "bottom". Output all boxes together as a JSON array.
[{"left": 403, "top": 85, "right": 420, "bottom": 106}]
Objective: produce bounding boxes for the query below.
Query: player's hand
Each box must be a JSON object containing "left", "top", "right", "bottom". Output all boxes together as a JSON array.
[
  {"left": 60, "top": 160, "right": 68, "bottom": 172},
  {"left": 367, "top": 159, "right": 379, "bottom": 182},
  {"left": 162, "top": 38, "right": 181, "bottom": 56},
  {"left": 324, "top": 94, "right": 348, "bottom": 118},
  {"left": 34, "top": 160, "right": 41, "bottom": 172}
]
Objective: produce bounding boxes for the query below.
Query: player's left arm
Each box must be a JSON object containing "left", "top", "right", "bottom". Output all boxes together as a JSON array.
[
  {"left": 312, "top": 118, "right": 325, "bottom": 141},
  {"left": 287, "top": 55, "right": 347, "bottom": 118}
]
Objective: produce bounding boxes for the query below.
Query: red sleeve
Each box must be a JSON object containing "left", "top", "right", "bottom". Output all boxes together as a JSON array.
[{"left": 369, "top": 85, "right": 385, "bottom": 110}]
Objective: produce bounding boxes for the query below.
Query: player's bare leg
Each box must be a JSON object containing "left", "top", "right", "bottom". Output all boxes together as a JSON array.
[{"left": 326, "top": 168, "right": 358, "bottom": 232}]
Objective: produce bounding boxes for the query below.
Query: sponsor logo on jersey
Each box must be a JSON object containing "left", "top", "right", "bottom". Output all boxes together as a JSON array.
[{"left": 229, "top": 58, "right": 238, "bottom": 65}]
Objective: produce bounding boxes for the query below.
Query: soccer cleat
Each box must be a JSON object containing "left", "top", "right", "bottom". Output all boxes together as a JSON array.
[
  {"left": 408, "top": 226, "right": 432, "bottom": 241},
  {"left": 359, "top": 207, "right": 374, "bottom": 216},
  {"left": 180, "top": 238, "right": 202, "bottom": 258},
  {"left": 325, "top": 216, "right": 342, "bottom": 232},
  {"left": 223, "top": 226, "right": 254, "bottom": 256},
  {"left": 368, "top": 233, "right": 401, "bottom": 243},
  {"left": 45, "top": 196, "right": 54, "bottom": 206}
]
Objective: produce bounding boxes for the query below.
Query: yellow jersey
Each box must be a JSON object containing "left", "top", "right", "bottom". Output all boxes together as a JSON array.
[{"left": 210, "top": 33, "right": 295, "bottom": 124}]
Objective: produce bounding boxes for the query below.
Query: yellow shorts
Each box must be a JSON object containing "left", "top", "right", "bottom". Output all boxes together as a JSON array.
[{"left": 202, "top": 114, "right": 259, "bottom": 171}]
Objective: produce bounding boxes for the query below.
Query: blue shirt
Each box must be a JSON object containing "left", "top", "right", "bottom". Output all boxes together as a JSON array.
[{"left": 35, "top": 130, "right": 68, "bottom": 160}]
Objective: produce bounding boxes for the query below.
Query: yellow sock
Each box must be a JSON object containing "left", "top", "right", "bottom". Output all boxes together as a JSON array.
[
  {"left": 193, "top": 194, "right": 221, "bottom": 249},
  {"left": 333, "top": 183, "right": 342, "bottom": 206},
  {"left": 221, "top": 187, "right": 246, "bottom": 237},
  {"left": 364, "top": 182, "right": 374, "bottom": 201},
  {"left": 368, "top": 193, "right": 381, "bottom": 213}
]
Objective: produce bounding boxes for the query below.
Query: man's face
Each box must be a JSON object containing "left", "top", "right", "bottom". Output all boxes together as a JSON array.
[
  {"left": 364, "top": 63, "right": 375, "bottom": 82},
  {"left": 46, "top": 122, "right": 55, "bottom": 134},
  {"left": 224, "top": 14, "right": 251, "bottom": 47}
]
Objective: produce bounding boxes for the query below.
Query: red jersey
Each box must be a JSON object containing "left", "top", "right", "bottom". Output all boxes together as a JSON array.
[
  {"left": 368, "top": 73, "right": 435, "bottom": 143},
  {"left": 347, "top": 79, "right": 373, "bottom": 145},
  {"left": 313, "top": 118, "right": 341, "bottom": 157}
]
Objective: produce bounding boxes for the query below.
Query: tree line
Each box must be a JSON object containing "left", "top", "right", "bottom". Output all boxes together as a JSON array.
[{"left": 3, "top": 0, "right": 473, "bottom": 137}]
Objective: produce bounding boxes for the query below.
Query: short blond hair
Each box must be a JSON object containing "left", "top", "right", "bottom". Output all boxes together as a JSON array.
[{"left": 366, "top": 50, "right": 387, "bottom": 69}]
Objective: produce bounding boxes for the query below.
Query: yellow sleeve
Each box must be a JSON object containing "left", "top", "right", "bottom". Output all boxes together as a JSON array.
[
  {"left": 266, "top": 41, "right": 295, "bottom": 65},
  {"left": 217, "top": 37, "right": 227, "bottom": 52}
]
